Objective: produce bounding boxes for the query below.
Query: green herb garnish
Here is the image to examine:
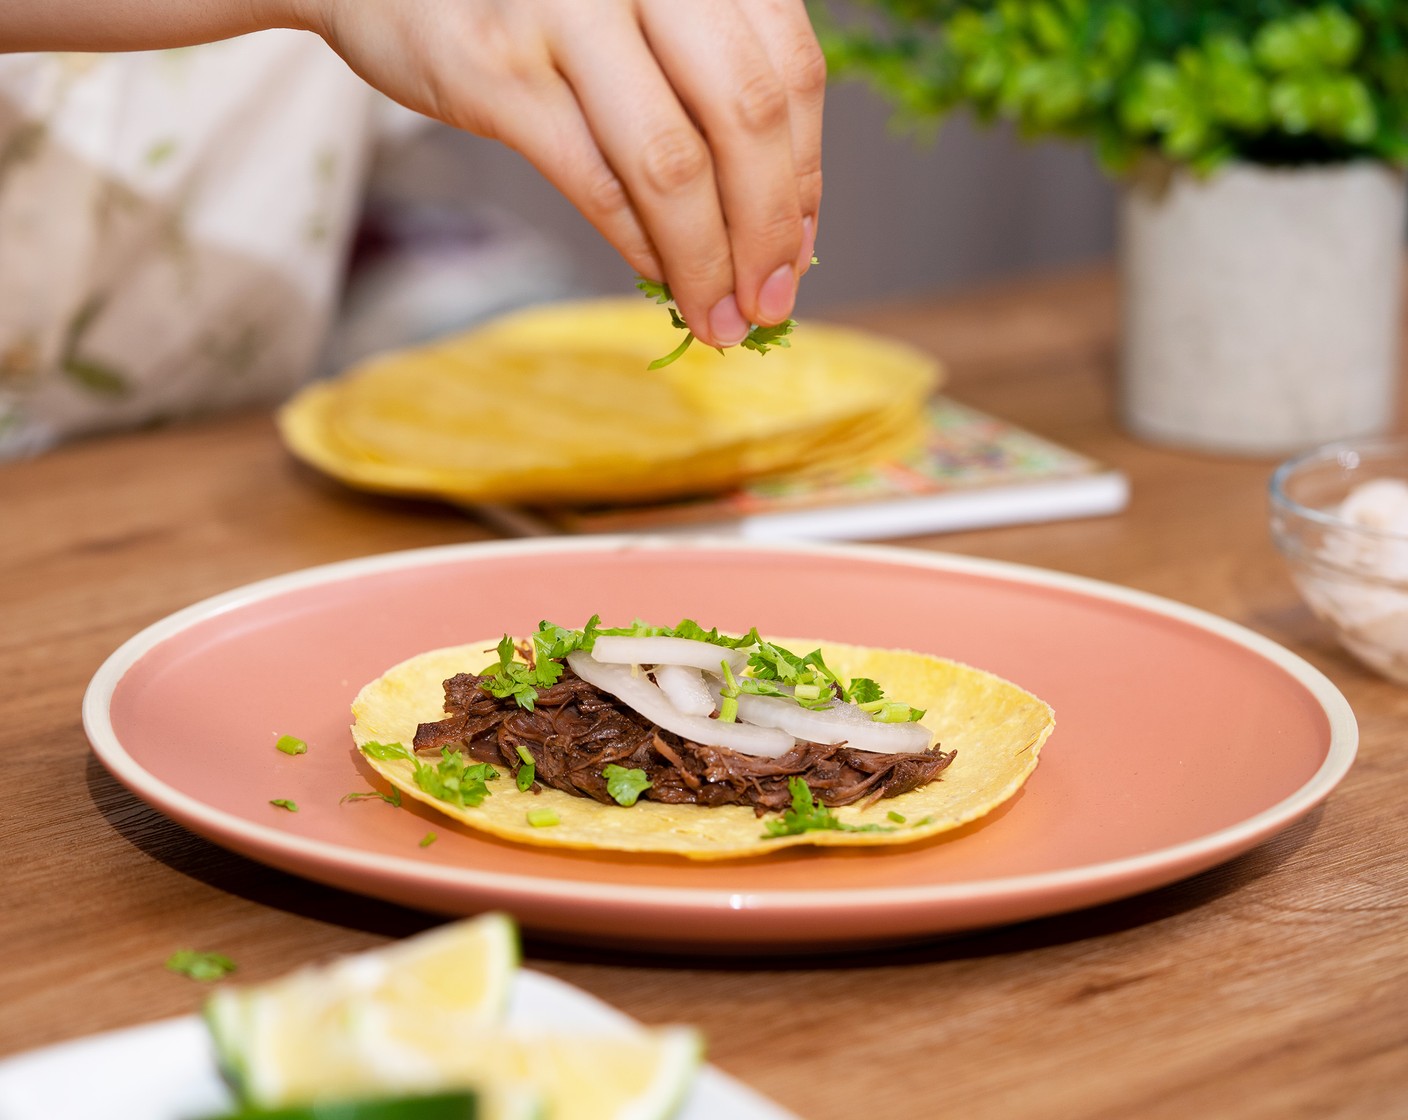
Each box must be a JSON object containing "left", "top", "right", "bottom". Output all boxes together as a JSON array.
[
  {"left": 275, "top": 734, "right": 307, "bottom": 756},
  {"left": 413, "top": 749, "right": 498, "bottom": 809},
  {"left": 166, "top": 950, "right": 236, "bottom": 982},
  {"left": 761, "top": 777, "right": 897, "bottom": 839},
  {"left": 480, "top": 634, "right": 562, "bottom": 711},
  {"left": 887, "top": 810, "right": 907, "bottom": 823},
  {"left": 515, "top": 744, "right": 536, "bottom": 792},
  {"left": 527, "top": 807, "right": 560, "bottom": 828},
  {"left": 603, "top": 763, "right": 652, "bottom": 807},
  {"left": 269, "top": 798, "right": 298, "bottom": 812},
  {"left": 340, "top": 788, "right": 402, "bottom": 807},
  {"left": 636, "top": 276, "right": 797, "bottom": 369},
  {"left": 360, "top": 741, "right": 413, "bottom": 761},
  {"left": 419, "top": 832, "right": 437, "bottom": 847},
  {"left": 843, "top": 677, "right": 883, "bottom": 705}
]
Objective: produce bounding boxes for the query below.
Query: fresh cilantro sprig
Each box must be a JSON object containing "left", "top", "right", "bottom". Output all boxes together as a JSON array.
[
  {"left": 636, "top": 276, "right": 796, "bottom": 370},
  {"left": 761, "top": 778, "right": 896, "bottom": 839},
  {"left": 481, "top": 634, "right": 561, "bottom": 711},
  {"left": 359, "top": 741, "right": 499, "bottom": 810},
  {"left": 413, "top": 749, "right": 498, "bottom": 809}
]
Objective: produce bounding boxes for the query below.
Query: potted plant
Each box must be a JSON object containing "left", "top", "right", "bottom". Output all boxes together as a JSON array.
[{"left": 817, "top": 1, "right": 1408, "bottom": 455}]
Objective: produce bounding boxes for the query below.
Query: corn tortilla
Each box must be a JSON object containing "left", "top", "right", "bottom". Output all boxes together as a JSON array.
[
  {"left": 278, "top": 298, "right": 940, "bottom": 505},
  {"left": 350, "top": 638, "right": 1054, "bottom": 860}
]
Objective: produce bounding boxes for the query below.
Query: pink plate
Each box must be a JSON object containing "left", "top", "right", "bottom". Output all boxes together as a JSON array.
[{"left": 84, "top": 538, "right": 1356, "bottom": 951}]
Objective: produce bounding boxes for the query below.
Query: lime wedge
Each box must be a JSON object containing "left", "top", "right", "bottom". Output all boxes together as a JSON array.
[
  {"left": 202, "top": 1089, "right": 482, "bottom": 1119},
  {"left": 203, "top": 912, "right": 702, "bottom": 1119},
  {"left": 206, "top": 914, "right": 519, "bottom": 1108}
]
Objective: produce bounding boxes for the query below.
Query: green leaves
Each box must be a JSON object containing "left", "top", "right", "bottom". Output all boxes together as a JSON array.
[
  {"left": 818, "top": 0, "right": 1408, "bottom": 172},
  {"left": 360, "top": 741, "right": 413, "bottom": 761},
  {"left": 515, "top": 745, "right": 536, "bottom": 792},
  {"left": 413, "top": 749, "right": 498, "bottom": 809},
  {"left": 166, "top": 949, "right": 237, "bottom": 982},
  {"left": 340, "top": 787, "right": 402, "bottom": 807},
  {"left": 603, "top": 764, "right": 652, "bottom": 807},
  {"left": 359, "top": 739, "right": 497, "bottom": 809},
  {"left": 636, "top": 275, "right": 802, "bottom": 369},
  {"left": 269, "top": 799, "right": 298, "bottom": 812},
  {"left": 480, "top": 634, "right": 562, "bottom": 712},
  {"left": 761, "top": 778, "right": 896, "bottom": 839}
]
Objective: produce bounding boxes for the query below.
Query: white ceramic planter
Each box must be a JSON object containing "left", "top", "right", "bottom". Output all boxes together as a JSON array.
[{"left": 1119, "top": 161, "right": 1406, "bottom": 456}]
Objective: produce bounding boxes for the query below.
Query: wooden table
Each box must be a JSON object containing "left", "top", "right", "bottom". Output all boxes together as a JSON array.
[{"left": 4, "top": 266, "right": 1406, "bottom": 1118}]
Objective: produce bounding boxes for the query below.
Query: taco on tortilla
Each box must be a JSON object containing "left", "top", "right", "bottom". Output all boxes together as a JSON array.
[{"left": 350, "top": 618, "right": 1054, "bottom": 860}]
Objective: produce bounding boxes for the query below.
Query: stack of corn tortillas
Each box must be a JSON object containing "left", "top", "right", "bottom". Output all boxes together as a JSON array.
[{"left": 278, "top": 298, "right": 940, "bottom": 505}]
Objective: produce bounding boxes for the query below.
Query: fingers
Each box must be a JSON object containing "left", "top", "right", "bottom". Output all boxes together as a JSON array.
[
  {"left": 385, "top": 0, "right": 826, "bottom": 348},
  {"left": 739, "top": 0, "right": 826, "bottom": 275},
  {"left": 635, "top": 0, "right": 805, "bottom": 328},
  {"left": 549, "top": 6, "right": 750, "bottom": 346},
  {"left": 485, "top": 72, "right": 665, "bottom": 283}
]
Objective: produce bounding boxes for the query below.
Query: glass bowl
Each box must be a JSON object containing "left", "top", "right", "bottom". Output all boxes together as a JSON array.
[{"left": 1270, "top": 436, "right": 1408, "bottom": 683}]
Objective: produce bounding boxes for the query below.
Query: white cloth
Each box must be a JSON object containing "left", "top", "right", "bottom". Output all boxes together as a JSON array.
[{"left": 0, "top": 32, "right": 376, "bottom": 457}]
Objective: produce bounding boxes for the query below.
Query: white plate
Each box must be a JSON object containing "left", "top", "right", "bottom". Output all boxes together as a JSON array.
[{"left": 0, "top": 968, "right": 794, "bottom": 1120}]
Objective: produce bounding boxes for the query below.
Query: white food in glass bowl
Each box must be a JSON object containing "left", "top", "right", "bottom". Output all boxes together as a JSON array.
[{"left": 1306, "top": 477, "right": 1408, "bottom": 683}]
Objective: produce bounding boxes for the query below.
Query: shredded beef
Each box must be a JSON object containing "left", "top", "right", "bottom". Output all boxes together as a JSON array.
[{"left": 412, "top": 665, "right": 955, "bottom": 815}]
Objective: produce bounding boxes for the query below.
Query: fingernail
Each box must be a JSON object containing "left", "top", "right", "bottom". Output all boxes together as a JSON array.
[
  {"left": 798, "top": 216, "right": 816, "bottom": 273},
  {"left": 708, "top": 294, "right": 750, "bottom": 347},
  {"left": 758, "top": 263, "right": 797, "bottom": 324}
]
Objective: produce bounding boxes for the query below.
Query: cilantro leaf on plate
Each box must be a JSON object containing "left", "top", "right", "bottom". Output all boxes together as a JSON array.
[{"left": 166, "top": 949, "right": 236, "bottom": 982}]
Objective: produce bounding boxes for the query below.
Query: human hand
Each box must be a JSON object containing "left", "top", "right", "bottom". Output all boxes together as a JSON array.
[{"left": 301, "top": 0, "right": 824, "bottom": 348}]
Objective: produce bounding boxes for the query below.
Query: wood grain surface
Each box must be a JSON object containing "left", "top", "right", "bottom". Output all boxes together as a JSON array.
[{"left": 3, "top": 265, "right": 1405, "bottom": 1118}]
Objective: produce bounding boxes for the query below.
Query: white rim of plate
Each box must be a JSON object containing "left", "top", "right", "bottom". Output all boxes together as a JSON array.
[{"left": 83, "top": 535, "right": 1359, "bottom": 913}]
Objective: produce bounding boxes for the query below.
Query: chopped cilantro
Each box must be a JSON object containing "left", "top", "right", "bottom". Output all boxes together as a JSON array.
[
  {"left": 603, "top": 764, "right": 652, "bottom": 807},
  {"left": 636, "top": 276, "right": 803, "bottom": 369},
  {"left": 360, "top": 741, "right": 412, "bottom": 761},
  {"left": 479, "top": 631, "right": 578, "bottom": 712},
  {"left": 527, "top": 807, "right": 560, "bottom": 828},
  {"left": 739, "top": 318, "right": 795, "bottom": 355},
  {"left": 843, "top": 677, "right": 884, "bottom": 706},
  {"left": 419, "top": 832, "right": 437, "bottom": 848},
  {"left": 274, "top": 734, "right": 307, "bottom": 756},
  {"left": 340, "top": 788, "right": 402, "bottom": 807},
  {"left": 887, "top": 810, "right": 907, "bottom": 823},
  {"left": 412, "top": 749, "right": 498, "bottom": 809},
  {"left": 166, "top": 950, "right": 236, "bottom": 982},
  {"left": 594, "top": 617, "right": 756, "bottom": 648},
  {"left": 269, "top": 798, "right": 298, "bottom": 812},
  {"left": 761, "top": 778, "right": 896, "bottom": 839},
  {"left": 480, "top": 635, "right": 553, "bottom": 711},
  {"left": 745, "top": 641, "right": 838, "bottom": 710},
  {"left": 515, "top": 744, "right": 536, "bottom": 792}
]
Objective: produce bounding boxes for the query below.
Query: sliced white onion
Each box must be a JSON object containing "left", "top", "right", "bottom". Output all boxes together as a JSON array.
[
  {"left": 566, "top": 652, "right": 795, "bottom": 757},
  {"left": 589, "top": 635, "right": 748, "bottom": 676},
  {"left": 734, "top": 693, "right": 933, "bottom": 754},
  {"left": 652, "top": 664, "right": 715, "bottom": 717}
]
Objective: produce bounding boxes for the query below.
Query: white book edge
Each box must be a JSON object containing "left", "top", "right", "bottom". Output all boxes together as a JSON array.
[{"left": 469, "top": 470, "right": 1130, "bottom": 542}]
